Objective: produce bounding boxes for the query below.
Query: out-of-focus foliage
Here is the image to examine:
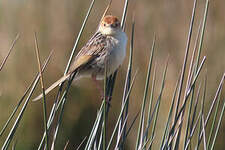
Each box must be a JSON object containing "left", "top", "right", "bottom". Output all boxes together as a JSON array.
[{"left": 0, "top": 0, "right": 224, "bottom": 149}]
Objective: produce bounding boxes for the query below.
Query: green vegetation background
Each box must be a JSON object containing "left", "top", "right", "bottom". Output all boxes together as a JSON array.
[{"left": 0, "top": 0, "right": 224, "bottom": 149}]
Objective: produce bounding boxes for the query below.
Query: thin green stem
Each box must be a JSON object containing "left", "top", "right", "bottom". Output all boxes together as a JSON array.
[
  {"left": 34, "top": 32, "right": 49, "bottom": 150},
  {"left": 136, "top": 37, "right": 155, "bottom": 150},
  {"left": 1, "top": 52, "right": 53, "bottom": 150},
  {"left": 0, "top": 33, "right": 20, "bottom": 72}
]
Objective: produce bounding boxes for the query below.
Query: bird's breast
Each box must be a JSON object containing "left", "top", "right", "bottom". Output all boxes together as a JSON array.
[{"left": 108, "top": 32, "right": 127, "bottom": 75}]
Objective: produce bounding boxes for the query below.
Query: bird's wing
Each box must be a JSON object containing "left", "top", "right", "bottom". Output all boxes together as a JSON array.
[
  {"left": 33, "top": 32, "right": 109, "bottom": 102},
  {"left": 68, "top": 55, "right": 94, "bottom": 73},
  {"left": 68, "top": 32, "right": 109, "bottom": 73}
]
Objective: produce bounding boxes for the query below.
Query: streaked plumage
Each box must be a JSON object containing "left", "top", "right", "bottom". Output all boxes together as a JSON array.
[{"left": 33, "top": 15, "right": 127, "bottom": 101}]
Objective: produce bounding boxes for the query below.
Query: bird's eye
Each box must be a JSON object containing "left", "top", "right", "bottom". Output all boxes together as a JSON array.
[{"left": 103, "top": 23, "right": 106, "bottom": 27}]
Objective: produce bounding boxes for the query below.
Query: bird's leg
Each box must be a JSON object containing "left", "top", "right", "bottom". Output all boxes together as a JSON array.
[{"left": 91, "top": 75, "right": 111, "bottom": 105}]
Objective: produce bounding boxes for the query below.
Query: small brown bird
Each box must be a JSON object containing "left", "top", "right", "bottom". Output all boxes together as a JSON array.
[{"left": 33, "top": 15, "right": 127, "bottom": 101}]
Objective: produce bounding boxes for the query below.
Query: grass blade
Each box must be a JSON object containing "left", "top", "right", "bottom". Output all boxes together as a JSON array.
[
  {"left": 184, "top": 76, "right": 201, "bottom": 149},
  {"left": 159, "top": 75, "right": 179, "bottom": 150},
  {"left": 183, "top": 22, "right": 202, "bottom": 149},
  {"left": 184, "top": 112, "right": 201, "bottom": 150},
  {"left": 0, "top": 33, "right": 20, "bottom": 72},
  {"left": 63, "top": 141, "right": 69, "bottom": 150},
  {"left": 1, "top": 51, "right": 53, "bottom": 150},
  {"left": 76, "top": 137, "right": 87, "bottom": 150},
  {"left": 0, "top": 51, "right": 53, "bottom": 137},
  {"left": 201, "top": 115, "right": 207, "bottom": 150},
  {"left": 184, "top": 74, "right": 225, "bottom": 149},
  {"left": 206, "top": 80, "right": 221, "bottom": 149},
  {"left": 173, "top": 0, "right": 198, "bottom": 148},
  {"left": 135, "top": 36, "right": 155, "bottom": 150},
  {"left": 0, "top": 75, "right": 35, "bottom": 137},
  {"left": 106, "top": 70, "right": 138, "bottom": 150},
  {"left": 196, "top": 80, "right": 206, "bottom": 150},
  {"left": 115, "top": 115, "right": 129, "bottom": 149},
  {"left": 210, "top": 97, "right": 225, "bottom": 150},
  {"left": 50, "top": 0, "right": 96, "bottom": 146},
  {"left": 97, "top": 62, "right": 108, "bottom": 150},
  {"left": 64, "top": 0, "right": 96, "bottom": 75},
  {"left": 50, "top": 73, "right": 76, "bottom": 149},
  {"left": 148, "top": 59, "right": 168, "bottom": 150},
  {"left": 125, "top": 110, "right": 140, "bottom": 139},
  {"left": 85, "top": 102, "right": 104, "bottom": 150},
  {"left": 146, "top": 64, "right": 156, "bottom": 140},
  {"left": 166, "top": 117, "right": 184, "bottom": 149},
  {"left": 141, "top": 135, "right": 155, "bottom": 150},
  {"left": 121, "top": 0, "right": 129, "bottom": 30},
  {"left": 117, "top": 18, "right": 135, "bottom": 149},
  {"left": 34, "top": 32, "right": 49, "bottom": 150},
  {"left": 195, "top": 0, "right": 209, "bottom": 69},
  {"left": 167, "top": 57, "right": 206, "bottom": 148},
  {"left": 204, "top": 74, "right": 224, "bottom": 129},
  {"left": 35, "top": 1, "right": 96, "bottom": 149}
]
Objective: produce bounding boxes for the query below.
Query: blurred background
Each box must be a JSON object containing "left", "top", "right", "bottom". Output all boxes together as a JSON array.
[{"left": 0, "top": 0, "right": 224, "bottom": 149}]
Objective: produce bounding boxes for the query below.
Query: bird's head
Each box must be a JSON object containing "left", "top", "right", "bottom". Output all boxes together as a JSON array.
[{"left": 98, "top": 15, "right": 122, "bottom": 35}]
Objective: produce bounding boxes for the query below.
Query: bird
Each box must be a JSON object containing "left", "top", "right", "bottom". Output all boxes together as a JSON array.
[{"left": 33, "top": 15, "right": 128, "bottom": 101}]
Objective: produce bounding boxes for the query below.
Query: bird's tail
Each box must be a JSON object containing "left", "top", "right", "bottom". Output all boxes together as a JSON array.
[{"left": 33, "top": 74, "right": 71, "bottom": 101}]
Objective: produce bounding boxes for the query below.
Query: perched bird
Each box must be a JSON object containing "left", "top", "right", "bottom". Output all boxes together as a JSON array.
[{"left": 33, "top": 15, "right": 128, "bottom": 101}]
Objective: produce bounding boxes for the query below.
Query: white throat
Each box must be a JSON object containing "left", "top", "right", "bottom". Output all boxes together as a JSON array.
[{"left": 98, "top": 26, "right": 121, "bottom": 36}]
